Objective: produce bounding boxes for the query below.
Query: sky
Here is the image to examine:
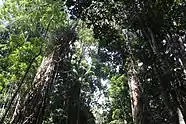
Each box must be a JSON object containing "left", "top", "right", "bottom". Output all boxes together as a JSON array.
[{"left": 0, "top": 0, "right": 3, "bottom": 7}]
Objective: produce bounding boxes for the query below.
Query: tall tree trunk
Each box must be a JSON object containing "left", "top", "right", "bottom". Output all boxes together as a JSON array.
[
  {"left": 127, "top": 57, "right": 145, "bottom": 124},
  {"left": 67, "top": 82, "right": 81, "bottom": 124},
  {"left": 9, "top": 27, "right": 76, "bottom": 124},
  {"left": 11, "top": 52, "right": 57, "bottom": 124}
]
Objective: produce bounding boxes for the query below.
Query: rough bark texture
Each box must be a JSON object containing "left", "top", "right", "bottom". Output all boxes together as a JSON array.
[
  {"left": 127, "top": 58, "right": 145, "bottom": 124},
  {"left": 11, "top": 52, "right": 57, "bottom": 124},
  {"left": 9, "top": 27, "right": 76, "bottom": 124}
]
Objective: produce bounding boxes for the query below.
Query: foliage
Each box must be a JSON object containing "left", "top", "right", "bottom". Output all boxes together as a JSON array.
[
  {"left": 1, "top": 0, "right": 186, "bottom": 124},
  {"left": 66, "top": 0, "right": 186, "bottom": 123},
  {"left": 0, "top": 0, "right": 96, "bottom": 123},
  {"left": 108, "top": 74, "right": 132, "bottom": 124}
]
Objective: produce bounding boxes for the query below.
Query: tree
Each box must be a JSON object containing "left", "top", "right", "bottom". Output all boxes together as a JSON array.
[
  {"left": 0, "top": 1, "right": 96, "bottom": 124},
  {"left": 1, "top": 0, "right": 186, "bottom": 124},
  {"left": 66, "top": 0, "right": 186, "bottom": 123}
]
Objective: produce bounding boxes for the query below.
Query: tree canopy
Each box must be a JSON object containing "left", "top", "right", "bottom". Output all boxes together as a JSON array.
[{"left": 0, "top": 0, "right": 186, "bottom": 124}]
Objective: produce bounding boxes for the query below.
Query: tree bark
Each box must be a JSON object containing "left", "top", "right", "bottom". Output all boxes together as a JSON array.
[
  {"left": 67, "top": 82, "right": 81, "bottom": 124},
  {"left": 8, "top": 27, "right": 76, "bottom": 124},
  {"left": 127, "top": 58, "right": 145, "bottom": 124}
]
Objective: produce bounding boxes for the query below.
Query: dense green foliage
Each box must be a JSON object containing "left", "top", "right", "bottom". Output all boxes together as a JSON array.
[
  {"left": 67, "top": 0, "right": 186, "bottom": 123},
  {"left": 0, "top": 0, "right": 186, "bottom": 124}
]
